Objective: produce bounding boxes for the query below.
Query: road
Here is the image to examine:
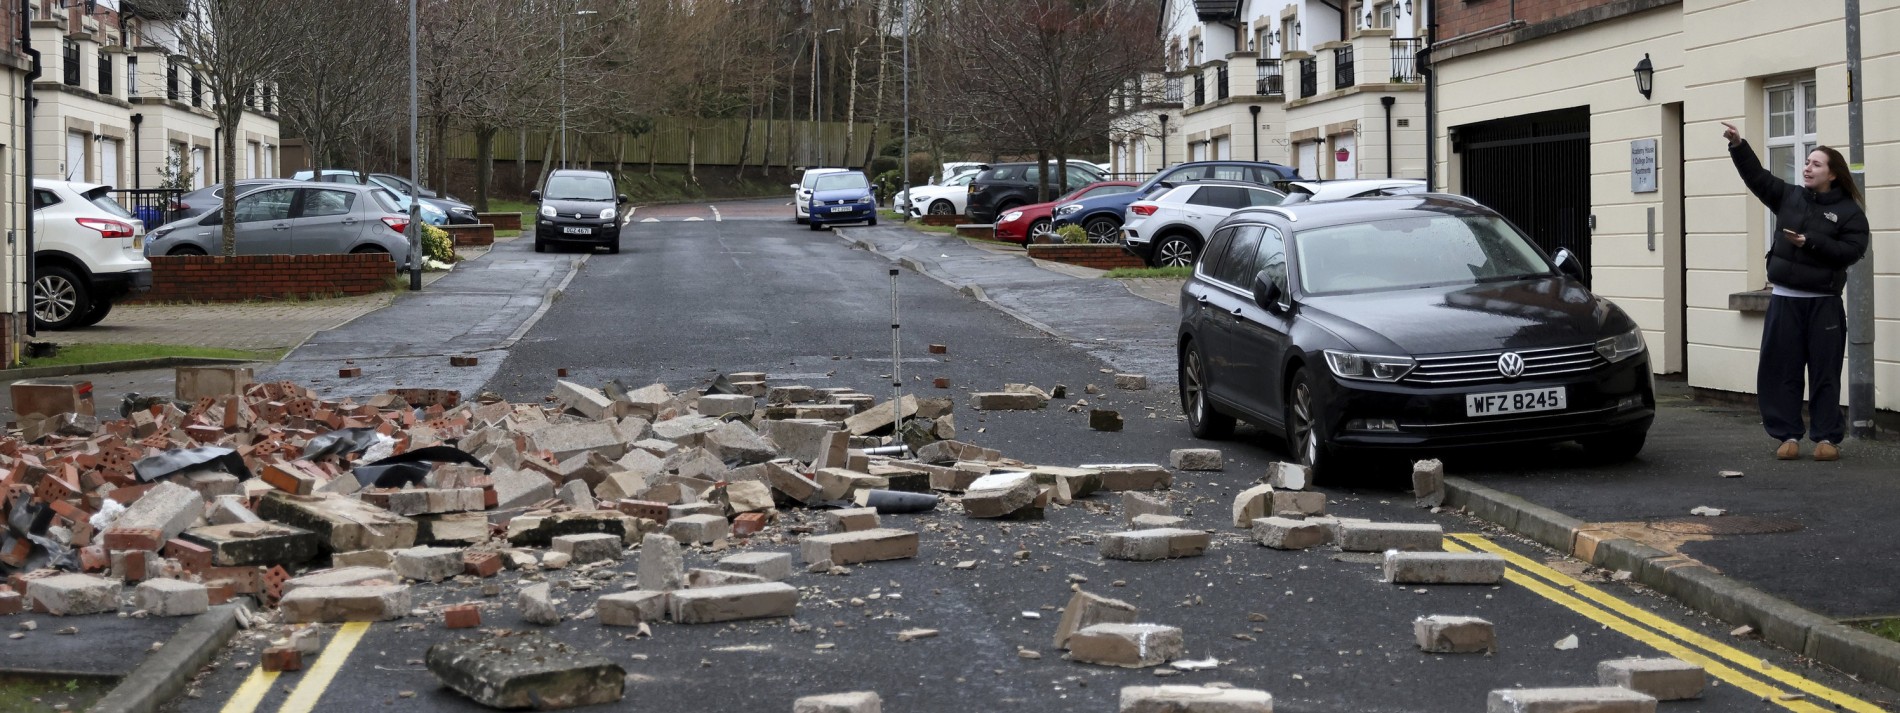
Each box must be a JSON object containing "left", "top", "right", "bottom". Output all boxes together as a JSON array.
[{"left": 166, "top": 198, "right": 1895, "bottom": 713}]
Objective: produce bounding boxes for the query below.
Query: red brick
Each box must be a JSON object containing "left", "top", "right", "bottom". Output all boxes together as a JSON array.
[
  {"left": 0, "top": 591, "right": 20, "bottom": 615},
  {"left": 79, "top": 545, "right": 109, "bottom": 572},
  {"left": 732, "top": 512, "right": 769, "bottom": 537},
  {"left": 615, "top": 499, "right": 670, "bottom": 524},
  {"left": 443, "top": 604, "right": 481, "bottom": 629},
  {"left": 463, "top": 551, "right": 503, "bottom": 578},
  {"left": 103, "top": 527, "right": 164, "bottom": 552},
  {"left": 261, "top": 646, "right": 303, "bottom": 672},
  {"left": 164, "top": 539, "right": 214, "bottom": 573}
]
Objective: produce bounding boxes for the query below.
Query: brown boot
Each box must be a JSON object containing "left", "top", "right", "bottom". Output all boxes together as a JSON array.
[
  {"left": 1814, "top": 441, "right": 1839, "bottom": 462},
  {"left": 1775, "top": 440, "right": 1800, "bottom": 460}
]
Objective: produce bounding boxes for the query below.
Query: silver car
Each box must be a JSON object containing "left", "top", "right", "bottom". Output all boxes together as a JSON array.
[
  {"left": 174, "top": 178, "right": 300, "bottom": 219},
  {"left": 144, "top": 183, "right": 414, "bottom": 268},
  {"left": 1122, "top": 180, "right": 1286, "bottom": 267}
]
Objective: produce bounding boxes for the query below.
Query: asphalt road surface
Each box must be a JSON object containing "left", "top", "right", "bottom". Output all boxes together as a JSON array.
[{"left": 165, "top": 199, "right": 1896, "bottom": 713}]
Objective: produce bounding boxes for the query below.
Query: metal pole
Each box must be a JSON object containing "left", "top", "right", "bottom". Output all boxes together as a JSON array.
[
  {"left": 559, "top": 12, "right": 568, "bottom": 170},
  {"left": 1843, "top": 0, "right": 1874, "bottom": 439},
  {"left": 901, "top": 0, "right": 910, "bottom": 217},
  {"left": 816, "top": 31, "right": 824, "bottom": 167},
  {"left": 889, "top": 268, "right": 904, "bottom": 441},
  {"left": 407, "top": 0, "right": 421, "bottom": 291}
]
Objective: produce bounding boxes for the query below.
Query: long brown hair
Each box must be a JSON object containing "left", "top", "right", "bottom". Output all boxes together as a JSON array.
[{"left": 1814, "top": 146, "right": 1864, "bottom": 207}]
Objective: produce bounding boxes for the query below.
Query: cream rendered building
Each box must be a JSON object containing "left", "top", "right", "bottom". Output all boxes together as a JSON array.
[{"left": 1432, "top": 0, "right": 1896, "bottom": 413}]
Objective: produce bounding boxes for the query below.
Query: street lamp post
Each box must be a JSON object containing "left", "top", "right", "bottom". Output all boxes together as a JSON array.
[
  {"left": 815, "top": 27, "right": 841, "bottom": 166},
  {"left": 559, "top": 8, "right": 598, "bottom": 169},
  {"left": 407, "top": 0, "right": 420, "bottom": 290},
  {"left": 901, "top": 3, "right": 910, "bottom": 216}
]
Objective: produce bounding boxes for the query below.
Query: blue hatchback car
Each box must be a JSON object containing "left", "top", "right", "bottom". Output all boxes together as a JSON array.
[
  {"left": 1052, "top": 161, "right": 1300, "bottom": 242},
  {"left": 807, "top": 172, "right": 878, "bottom": 230}
]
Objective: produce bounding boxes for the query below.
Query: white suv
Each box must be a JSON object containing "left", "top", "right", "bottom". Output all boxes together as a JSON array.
[{"left": 32, "top": 180, "right": 152, "bottom": 330}]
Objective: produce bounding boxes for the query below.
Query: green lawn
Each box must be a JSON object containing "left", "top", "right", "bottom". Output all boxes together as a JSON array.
[
  {"left": 1104, "top": 266, "right": 1192, "bottom": 279},
  {"left": 0, "top": 675, "right": 114, "bottom": 713},
  {"left": 486, "top": 199, "right": 536, "bottom": 231},
  {"left": 1857, "top": 618, "right": 1900, "bottom": 644},
  {"left": 17, "top": 343, "right": 283, "bottom": 369}
]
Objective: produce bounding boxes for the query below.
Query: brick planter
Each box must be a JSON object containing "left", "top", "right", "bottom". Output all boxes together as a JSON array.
[
  {"left": 477, "top": 212, "right": 522, "bottom": 231},
  {"left": 955, "top": 225, "right": 995, "bottom": 240},
  {"left": 443, "top": 224, "right": 495, "bottom": 247},
  {"left": 919, "top": 215, "right": 961, "bottom": 227},
  {"left": 138, "top": 254, "right": 394, "bottom": 303},
  {"left": 1026, "top": 244, "right": 1146, "bottom": 270}
]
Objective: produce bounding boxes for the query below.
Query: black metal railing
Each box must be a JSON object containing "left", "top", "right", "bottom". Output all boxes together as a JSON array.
[
  {"left": 167, "top": 62, "right": 179, "bottom": 100},
  {"left": 1164, "top": 76, "right": 1183, "bottom": 103},
  {"left": 113, "top": 188, "right": 186, "bottom": 228},
  {"left": 62, "top": 40, "right": 79, "bottom": 86},
  {"left": 1192, "top": 72, "right": 1205, "bottom": 106},
  {"left": 1390, "top": 37, "right": 1422, "bottom": 82},
  {"left": 1216, "top": 64, "right": 1230, "bottom": 100},
  {"left": 1334, "top": 46, "right": 1355, "bottom": 90},
  {"left": 190, "top": 72, "right": 202, "bottom": 107},
  {"left": 97, "top": 50, "right": 112, "bottom": 96},
  {"left": 1257, "top": 59, "right": 1283, "bottom": 96},
  {"left": 244, "top": 85, "right": 255, "bottom": 109},
  {"left": 262, "top": 84, "right": 273, "bottom": 112},
  {"left": 1299, "top": 58, "right": 1317, "bottom": 98}
]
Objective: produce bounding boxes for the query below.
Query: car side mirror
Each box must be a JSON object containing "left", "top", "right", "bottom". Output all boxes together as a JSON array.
[
  {"left": 529, "top": 190, "right": 541, "bottom": 201},
  {"left": 790, "top": 183, "right": 800, "bottom": 190},
  {"left": 1553, "top": 247, "right": 1587, "bottom": 283},
  {"left": 1158, "top": 181, "right": 1176, "bottom": 190},
  {"left": 1252, "top": 270, "right": 1284, "bottom": 313},
  {"left": 617, "top": 194, "right": 629, "bottom": 205}
]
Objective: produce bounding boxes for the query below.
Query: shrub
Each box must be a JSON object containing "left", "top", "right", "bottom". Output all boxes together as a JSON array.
[
  {"left": 1056, "top": 224, "right": 1089, "bottom": 244},
  {"left": 422, "top": 224, "right": 456, "bottom": 265}
]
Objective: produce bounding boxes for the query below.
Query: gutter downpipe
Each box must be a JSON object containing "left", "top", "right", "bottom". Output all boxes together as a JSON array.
[
  {"left": 23, "top": 0, "right": 39, "bottom": 339},
  {"left": 1422, "top": 0, "right": 1438, "bottom": 191},
  {"left": 1381, "top": 95, "right": 1395, "bottom": 177}
]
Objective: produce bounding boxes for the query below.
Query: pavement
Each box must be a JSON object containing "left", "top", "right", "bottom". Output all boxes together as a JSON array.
[{"left": 39, "top": 294, "right": 395, "bottom": 352}]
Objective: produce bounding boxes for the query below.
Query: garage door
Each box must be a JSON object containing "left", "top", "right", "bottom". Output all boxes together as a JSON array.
[
  {"left": 100, "top": 140, "right": 120, "bottom": 188},
  {"left": 1332, "top": 134, "right": 1356, "bottom": 180},
  {"left": 66, "top": 133, "right": 86, "bottom": 181}
]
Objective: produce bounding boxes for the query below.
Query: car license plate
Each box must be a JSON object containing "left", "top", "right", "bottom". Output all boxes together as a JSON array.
[
  {"left": 829, "top": 206, "right": 853, "bottom": 213},
  {"left": 1466, "top": 387, "right": 1566, "bottom": 417},
  {"left": 562, "top": 227, "right": 591, "bottom": 235}
]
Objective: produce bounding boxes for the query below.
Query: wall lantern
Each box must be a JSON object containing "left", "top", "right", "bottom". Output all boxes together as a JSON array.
[{"left": 1633, "top": 53, "right": 1654, "bottom": 100}]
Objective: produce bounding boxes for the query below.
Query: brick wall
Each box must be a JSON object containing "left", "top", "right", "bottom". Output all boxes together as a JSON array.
[
  {"left": 1026, "top": 245, "right": 1147, "bottom": 271},
  {"left": 1437, "top": 0, "right": 1640, "bottom": 45},
  {"left": 477, "top": 212, "right": 521, "bottom": 231},
  {"left": 138, "top": 254, "right": 394, "bottom": 303},
  {"left": 443, "top": 224, "right": 494, "bottom": 247}
]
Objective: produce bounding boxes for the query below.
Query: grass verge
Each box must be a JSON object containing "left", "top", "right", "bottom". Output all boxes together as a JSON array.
[
  {"left": 0, "top": 675, "right": 115, "bottom": 712},
  {"left": 486, "top": 199, "right": 537, "bottom": 231},
  {"left": 1856, "top": 618, "right": 1900, "bottom": 644},
  {"left": 1103, "top": 266, "right": 1191, "bottom": 279},
  {"left": 19, "top": 343, "right": 284, "bottom": 369}
]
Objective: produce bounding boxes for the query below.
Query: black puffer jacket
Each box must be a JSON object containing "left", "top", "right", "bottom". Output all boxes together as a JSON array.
[{"left": 1730, "top": 141, "right": 1870, "bottom": 295}]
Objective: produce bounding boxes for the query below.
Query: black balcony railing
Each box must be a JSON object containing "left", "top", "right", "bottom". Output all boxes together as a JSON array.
[
  {"left": 262, "top": 85, "right": 273, "bottom": 112},
  {"left": 1334, "top": 46, "right": 1355, "bottom": 90},
  {"left": 1192, "top": 73, "right": 1205, "bottom": 106},
  {"left": 1299, "top": 58, "right": 1317, "bottom": 98},
  {"left": 1216, "top": 64, "right": 1230, "bottom": 100},
  {"left": 1257, "top": 59, "right": 1283, "bottom": 97},
  {"left": 114, "top": 188, "right": 186, "bottom": 228},
  {"left": 167, "top": 63, "right": 179, "bottom": 101},
  {"left": 62, "top": 40, "right": 80, "bottom": 86},
  {"left": 244, "top": 85, "right": 255, "bottom": 109},
  {"left": 98, "top": 50, "right": 112, "bottom": 96},
  {"left": 190, "top": 72, "right": 202, "bottom": 107},
  {"left": 1390, "top": 37, "right": 1422, "bottom": 83},
  {"left": 1164, "top": 76, "right": 1183, "bottom": 103}
]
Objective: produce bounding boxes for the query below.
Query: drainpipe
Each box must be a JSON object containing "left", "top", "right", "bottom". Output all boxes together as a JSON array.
[
  {"left": 1249, "top": 105, "right": 1261, "bottom": 161},
  {"left": 1381, "top": 96, "right": 1395, "bottom": 177},
  {"left": 1159, "top": 114, "right": 1170, "bottom": 169},
  {"left": 130, "top": 113, "right": 143, "bottom": 189},
  {"left": 212, "top": 127, "right": 220, "bottom": 182},
  {"left": 23, "top": 0, "right": 39, "bottom": 339},
  {"left": 1422, "top": 0, "right": 1438, "bottom": 191}
]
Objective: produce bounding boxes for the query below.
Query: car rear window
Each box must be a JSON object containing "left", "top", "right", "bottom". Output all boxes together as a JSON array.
[
  {"left": 371, "top": 189, "right": 403, "bottom": 213},
  {"left": 82, "top": 187, "right": 135, "bottom": 219},
  {"left": 986, "top": 166, "right": 1023, "bottom": 181}
]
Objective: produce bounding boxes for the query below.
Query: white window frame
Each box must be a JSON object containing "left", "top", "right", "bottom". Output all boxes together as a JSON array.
[{"left": 1762, "top": 77, "right": 1817, "bottom": 251}]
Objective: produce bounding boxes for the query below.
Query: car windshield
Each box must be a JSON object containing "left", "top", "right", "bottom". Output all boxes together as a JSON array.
[
  {"left": 1295, "top": 215, "right": 1552, "bottom": 295},
  {"left": 82, "top": 187, "right": 135, "bottom": 219},
  {"left": 543, "top": 175, "right": 614, "bottom": 201},
  {"left": 813, "top": 173, "right": 869, "bottom": 191}
]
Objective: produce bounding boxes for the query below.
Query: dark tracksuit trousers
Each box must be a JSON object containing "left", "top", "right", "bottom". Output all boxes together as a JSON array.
[{"left": 1758, "top": 294, "right": 1847, "bottom": 444}]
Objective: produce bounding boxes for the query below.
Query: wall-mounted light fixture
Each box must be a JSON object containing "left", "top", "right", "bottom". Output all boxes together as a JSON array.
[{"left": 1633, "top": 53, "right": 1654, "bottom": 100}]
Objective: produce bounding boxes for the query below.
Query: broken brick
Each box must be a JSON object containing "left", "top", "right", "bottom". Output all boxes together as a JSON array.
[{"left": 442, "top": 604, "right": 482, "bottom": 629}]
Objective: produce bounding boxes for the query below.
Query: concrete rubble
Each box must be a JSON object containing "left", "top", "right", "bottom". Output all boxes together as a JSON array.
[
  {"left": 1415, "top": 615, "right": 1497, "bottom": 654},
  {"left": 1067, "top": 623, "right": 1186, "bottom": 668},
  {"left": 1596, "top": 657, "right": 1705, "bottom": 700},
  {"left": 426, "top": 632, "right": 626, "bottom": 709},
  {"left": 1120, "top": 685, "right": 1273, "bottom": 713}
]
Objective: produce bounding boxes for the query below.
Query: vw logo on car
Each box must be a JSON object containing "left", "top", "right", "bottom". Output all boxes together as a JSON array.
[{"left": 1496, "top": 352, "right": 1526, "bottom": 378}]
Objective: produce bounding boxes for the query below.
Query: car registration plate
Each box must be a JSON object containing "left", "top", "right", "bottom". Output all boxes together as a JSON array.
[
  {"left": 829, "top": 206, "right": 853, "bottom": 213},
  {"left": 1466, "top": 387, "right": 1566, "bottom": 417},
  {"left": 562, "top": 227, "right": 591, "bottom": 235}
]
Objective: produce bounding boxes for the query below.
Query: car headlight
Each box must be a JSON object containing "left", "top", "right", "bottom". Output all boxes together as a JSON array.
[
  {"left": 1595, "top": 326, "right": 1646, "bottom": 362},
  {"left": 539, "top": 205, "right": 556, "bottom": 218},
  {"left": 1323, "top": 349, "right": 1416, "bottom": 382},
  {"left": 1054, "top": 204, "right": 1081, "bottom": 217},
  {"left": 1000, "top": 211, "right": 1023, "bottom": 223},
  {"left": 600, "top": 208, "right": 616, "bottom": 220}
]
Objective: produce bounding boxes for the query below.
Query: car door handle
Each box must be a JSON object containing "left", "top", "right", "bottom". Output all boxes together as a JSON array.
[
  {"left": 272, "top": 223, "right": 290, "bottom": 231},
  {"left": 1230, "top": 307, "right": 1246, "bottom": 318}
]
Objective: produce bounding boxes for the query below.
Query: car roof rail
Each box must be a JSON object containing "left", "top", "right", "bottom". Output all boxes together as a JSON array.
[
  {"left": 1233, "top": 206, "right": 1298, "bottom": 222},
  {"left": 1420, "top": 192, "right": 1481, "bottom": 206}
]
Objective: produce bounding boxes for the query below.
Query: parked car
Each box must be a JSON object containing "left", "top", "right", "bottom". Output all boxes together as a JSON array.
[
  {"left": 807, "top": 171, "right": 878, "bottom": 230},
  {"left": 292, "top": 169, "right": 366, "bottom": 184},
  {"left": 904, "top": 171, "right": 979, "bottom": 219},
  {"left": 1285, "top": 178, "right": 1427, "bottom": 202},
  {"left": 792, "top": 168, "right": 850, "bottom": 224},
  {"left": 1053, "top": 160, "right": 1300, "bottom": 243},
  {"left": 145, "top": 183, "right": 414, "bottom": 268},
  {"left": 363, "top": 175, "right": 477, "bottom": 225},
  {"left": 965, "top": 161, "right": 1105, "bottom": 224},
  {"left": 31, "top": 180, "right": 152, "bottom": 330},
  {"left": 175, "top": 178, "right": 299, "bottom": 219},
  {"left": 1123, "top": 181, "right": 1287, "bottom": 267},
  {"left": 993, "top": 181, "right": 1139, "bottom": 243},
  {"left": 1176, "top": 194, "right": 1653, "bottom": 475},
  {"left": 533, "top": 169, "right": 627, "bottom": 253}
]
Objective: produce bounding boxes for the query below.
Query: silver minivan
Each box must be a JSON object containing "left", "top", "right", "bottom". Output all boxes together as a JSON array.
[{"left": 144, "top": 183, "right": 414, "bottom": 268}]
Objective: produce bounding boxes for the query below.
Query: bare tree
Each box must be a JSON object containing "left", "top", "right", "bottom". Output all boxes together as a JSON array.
[{"left": 277, "top": 0, "right": 404, "bottom": 173}]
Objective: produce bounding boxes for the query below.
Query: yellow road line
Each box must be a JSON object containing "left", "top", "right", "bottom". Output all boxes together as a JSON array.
[
  {"left": 276, "top": 621, "right": 372, "bottom": 713},
  {"left": 216, "top": 669, "right": 280, "bottom": 713},
  {"left": 1442, "top": 539, "right": 1834, "bottom": 712},
  {"left": 1449, "top": 533, "right": 1882, "bottom": 713}
]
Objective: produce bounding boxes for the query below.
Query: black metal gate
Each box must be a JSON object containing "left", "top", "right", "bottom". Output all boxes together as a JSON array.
[{"left": 1456, "top": 107, "right": 1592, "bottom": 280}]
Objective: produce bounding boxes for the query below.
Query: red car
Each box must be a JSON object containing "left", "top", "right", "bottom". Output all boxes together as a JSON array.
[{"left": 993, "top": 181, "right": 1140, "bottom": 243}]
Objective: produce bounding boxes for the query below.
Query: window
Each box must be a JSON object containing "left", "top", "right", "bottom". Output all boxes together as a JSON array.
[
  {"left": 1375, "top": 1, "right": 1395, "bottom": 29},
  {"left": 233, "top": 188, "right": 296, "bottom": 223},
  {"left": 1764, "top": 78, "right": 1817, "bottom": 250},
  {"left": 1198, "top": 227, "right": 1238, "bottom": 277},
  {"left": 126, "top": 57, "right": 138, "bottom": 96},
  {"left": 813, "top": 173, "right": 869, "bottom": 191},
  {"left": 1211, "top": 164, "right": 1249, "bottom": 181},
  {"left": 1214, "top": 225, "right": 1267, "bottom": 287},
  {"left": 1187, "top": 186, "right": 1251, "bottom": 209},
  {"left": 1254, "top": 227, "right": 1289, "bottom": 293},
  {"left": 1244, "top": 187, "right": 1287, "bottom": 206},
  {"left": 33, "top": 189, "right": 62, "bottom": 210},
  {"left": 98, "top": 49, "right": 112, "bottom": 95},
  {"left": 302, "top": 189, "right": 354, "bottom": 217},
  {"left": 1081, "top": 185, "right": 1134, "bottom": 200},
  {"left": 1294, "top": 215, "right": 1551, "bottom": 295},
  {"left": 542, "top": 175, "right": 615, "bottom": 200}
]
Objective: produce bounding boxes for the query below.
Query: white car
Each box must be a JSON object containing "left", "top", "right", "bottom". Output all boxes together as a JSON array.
[
  {"left": 31, "top": 180, "right": 152, "bottom": 329},
  {"left": 1285, "top": 178, "right": 1427, "bottom": 202},
  {"left": 793, "top": 168, "right": 850, "bottom": 224},
  {"left": 1121, "top": 180, "right": 1286, "bottom": 268},
  {"left": 905, "top": 172, "right": 979, "bottom": 218},
  {"left": 895, "top": 164, "right": 984, "bottom": 214}
]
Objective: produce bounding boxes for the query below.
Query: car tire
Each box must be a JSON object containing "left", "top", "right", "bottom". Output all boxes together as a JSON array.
[
  {"left": 1284, "top": 369, "right": 1336, "bottom": 474},
  {"left": 928, "top": 200, "right": 953, "bottom": 216},
  {"left": 1084, "top": 216, "right": 1120, "bottom": 244},
  {"left": 32, "top": 265, "right": 90, "bottom": 331},
  {"left": 534, "top": 237, "right": 547, "bottom": 253},
  {"left": 75, "top": 300, "right": 112, "bottom": 328},
  {"left": 809, "top": 221, "right": 823, "bottom": 231},
  {"left": 1580, "top": 428, "right": 1647, "bottom": 463},
  {"left": 167, "top": 245, "right": 207, "bottom": 256},
  {"left": 868, "top": 215, "right": 878, "bottom": 227},
  {"left": 1152, "top": 234, "right": 1199, "bottom": 268},
  {"left": 1180, "top": 342, "right": 1236, "bottom": 439},
  {"left": 796, "top": 215, "right": 808, "bottom": 225},
  {"left": 609, "top": 237, "right": 621, "bottom": 255}
]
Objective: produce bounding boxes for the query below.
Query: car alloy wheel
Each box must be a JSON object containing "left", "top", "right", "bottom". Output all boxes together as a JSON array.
[
  {"left": 928, "top": 201, "right": 953, "bottom": 216},
  {"left": 1028, "top": 219, "right": 1053, "bottom": 243},
  {"left": 1084, "top": 217, "right": 1120, "bottom": 244},
  {"left": 1287, "top": 371, "right": 1322, "bottom": 469},
  {"left": 1180, "top": 343, "right": 1235, "bottom": 439},
  {"left": 32, "top": 267, "right": 86, "bottom": 330},
  {"left": 1156, "top": 236, "right": 1197, "bottom": 267}
]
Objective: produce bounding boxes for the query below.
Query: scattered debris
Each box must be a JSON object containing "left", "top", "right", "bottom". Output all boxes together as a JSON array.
[
  {"left": 1415, "top": 615, "right": 1496, "bottom": 654},
  {"left": 1690, "top": 506, "right": 1725, "bottom": 517},
  {"left": 1553, "top": 634, "right": 1580, "bottom": 650}
]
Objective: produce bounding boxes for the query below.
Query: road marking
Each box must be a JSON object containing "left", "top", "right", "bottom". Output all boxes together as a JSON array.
[
  {"left": 216, "top": 670, "right": 280, "bottom": 713},
  {"left": 683, "top": 216, "right": 704, "bottom": 222},
  {"left": 1443, "top": 538, "right": 1874, "bottom": 713},
  {"left": 1449, "top": 534, "right": 1881, "bottom": 712},
  {"left": 275, "top": 621, "right": 371, "bottom": 713},
  {"left": 709, "top": 205, "right": 722, "bottom": 222},
  {"left": 640, "top": 218, "right": 660, "bottom": 223}
]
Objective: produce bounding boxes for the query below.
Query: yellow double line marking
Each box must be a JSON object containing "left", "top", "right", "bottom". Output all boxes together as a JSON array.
[
  {"left": 217, "top": 622, "right": 372, "bottom": 713},
  {"left": 1446, "top": 534, "right": 1880, "bottom": 713}
]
